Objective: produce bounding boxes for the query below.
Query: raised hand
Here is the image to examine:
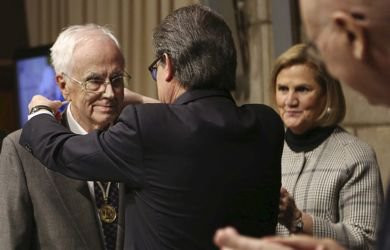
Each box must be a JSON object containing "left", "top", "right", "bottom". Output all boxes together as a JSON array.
[{"left": 28, "top": 95, "right": 63, "bottom": 114}]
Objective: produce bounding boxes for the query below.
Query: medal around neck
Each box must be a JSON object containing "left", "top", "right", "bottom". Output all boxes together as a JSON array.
[
  {"left": 96, "top": 181, "right": 117, "bottom": 223},
  {"left": 99, "top": 203, "right": 117, "bottom": 223}
]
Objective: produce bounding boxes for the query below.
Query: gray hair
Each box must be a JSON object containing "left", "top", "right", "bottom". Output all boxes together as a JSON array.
[
  {"left": 153, "top": 4, "right": 237, "bottom": 90},
  {"left": 50, "top": 24, "right": 121, "bottom": 74}
]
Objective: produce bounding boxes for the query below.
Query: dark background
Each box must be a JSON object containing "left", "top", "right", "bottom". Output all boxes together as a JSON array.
[{"left": 0, "top": 0, "right": 28, "bottom": 133}]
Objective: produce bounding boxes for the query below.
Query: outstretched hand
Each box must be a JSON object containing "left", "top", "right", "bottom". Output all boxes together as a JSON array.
[
  {"left": 268, "top": 235, "right": 346, "bottom": 250},
  {"left": 214, "top": 227, "right": 345, "bottom": 250},
  {"left": 214, "top": 227, "right": 293, "bottom": 250}
]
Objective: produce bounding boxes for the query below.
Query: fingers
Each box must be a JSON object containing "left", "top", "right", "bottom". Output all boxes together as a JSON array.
[
  {"left": 279, "top": 187, "right": 290, "bottom": 210},
  {"left": 214, "top": 227, "right": 238, "bottom": 248},
  {"left": 123, "top": 88, "right": 160, "bottom": 104},
  {"left": 214, "top": 227, "right": 294, "bottom": 250},
  {"left": 123, "top": 88, "right": 143, "bottom": 105},
  {"left": 28, "top": 95, "right": 63, "bottom": 114},
  {"left": 268, "top": 235, "right": 319, "bottom": 248},
  {"left": 214, "top": 229, "right": 345, "bottom": 250},
  {"left": 278, "top": 188, "right": 302, "bottom": 229},
  {"left": 214, "top": 227, "right": 237, "bottom": 250},
  {"left": 268, "top": 235, "right": 345, "bottom": 250},
  {"left": 52, "top": 100, "right": 64, "bottom": 110},
  {"left": 279, "top": 187, "right": 288, "bottom": 210},
  {"left": 278, "top": 187, "right": 291, "bottom": 221}
]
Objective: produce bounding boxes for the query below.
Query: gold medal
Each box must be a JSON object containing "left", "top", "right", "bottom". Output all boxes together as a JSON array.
[
  {"left": 95, "top": 181, "right": 117, "bottom": 223},
  {"left": 98, "top": 203, "right": 117, "bottom": 223}
]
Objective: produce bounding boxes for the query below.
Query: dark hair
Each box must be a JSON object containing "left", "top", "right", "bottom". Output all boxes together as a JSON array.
[
  {"left": 153, "top": 4, "right": 237, "bottom": 90},
  {"left": 270, "top": 43, "right": 346, "bottom": 126}
]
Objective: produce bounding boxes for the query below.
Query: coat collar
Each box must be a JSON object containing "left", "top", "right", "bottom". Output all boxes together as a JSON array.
[
  {"left": 60, "top": 105, "right": 70, "bottom": 127},
  {"left": 173, "top": 89, "right": 235, "bottom": 105},
  {"left": 45, "top": 107, "right": 106, "bottom": 249},
  {"left": 56, "top": 106, "right": 124, "bottom": 249}
]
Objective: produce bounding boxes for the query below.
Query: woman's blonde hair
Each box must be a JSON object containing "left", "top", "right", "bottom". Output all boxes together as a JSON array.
[{"left": 270, "top": 43, "right": 346, "bottom": 127}]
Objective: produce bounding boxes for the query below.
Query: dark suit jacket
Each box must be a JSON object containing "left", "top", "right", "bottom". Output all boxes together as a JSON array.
[
  {"left": 20, "top": 89, "right": 284, "bottom": 250},
  {"left": 1, "top": 117, "right": 125, "bottom": 249},
  {"left": 377, "top": 184, "right": 390, "bottom": 250}
]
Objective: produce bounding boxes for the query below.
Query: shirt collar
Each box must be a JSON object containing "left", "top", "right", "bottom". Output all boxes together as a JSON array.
[{"left": 66, "top": 102, "right": 87, "bottom": 135}]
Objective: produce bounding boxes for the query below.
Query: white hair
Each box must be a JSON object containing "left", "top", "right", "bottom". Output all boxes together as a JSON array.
[{"left": 50, "top": 24, "right": 121, "bottom": 74}]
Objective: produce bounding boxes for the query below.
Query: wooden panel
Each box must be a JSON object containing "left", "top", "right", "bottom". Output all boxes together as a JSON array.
[{"left": 68, "top": 0, "right": 85, "bottom": 25}]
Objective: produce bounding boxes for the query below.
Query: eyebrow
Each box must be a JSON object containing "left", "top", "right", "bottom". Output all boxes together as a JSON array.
[
  {"left": 276, "top": 82, "right": 312, "bottom": 87},
  {"left": 85, "top": 71, "right": 124, "bottom": 79},
  {"left": 86, "top": 72, "right": 102, "bottom": 78}
]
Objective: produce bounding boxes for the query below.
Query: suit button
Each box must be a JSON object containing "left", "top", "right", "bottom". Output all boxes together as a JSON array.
[{"left": 24, "top": 144, "right": 32, "bottom": 153}]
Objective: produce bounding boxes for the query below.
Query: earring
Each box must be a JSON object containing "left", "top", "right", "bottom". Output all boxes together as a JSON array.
[{"left": 326, "top": 107, "right": 332, "bottom": 114}]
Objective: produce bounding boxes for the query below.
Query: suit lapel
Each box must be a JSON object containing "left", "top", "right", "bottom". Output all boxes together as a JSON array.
[
  {"left": 45, "top": 169, "right": 105, "bottom": 249},
  {"left": 53, "top": 108, "right": 127, "bottom": 250},
  {"left": 43, "top": 110, "right": 105, "bottom": 249}
]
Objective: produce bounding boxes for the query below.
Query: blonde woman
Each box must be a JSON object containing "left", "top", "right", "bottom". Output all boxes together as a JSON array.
[{"left": 272, "top": 44, "right": 383, "bottom": 249}]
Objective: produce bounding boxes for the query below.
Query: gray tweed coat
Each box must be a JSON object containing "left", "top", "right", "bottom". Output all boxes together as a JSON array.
[
  {"left": 277, "top": 127, "right": 383, "bottom": 250},
  {"left": 0, "top": 128, "right": 125, "bottom": 250}
]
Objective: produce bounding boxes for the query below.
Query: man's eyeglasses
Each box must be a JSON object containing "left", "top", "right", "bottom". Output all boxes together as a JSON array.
[
  {"left": 62, "top": 72, "right": 131, "bottom": 92},
  {"left": 148, "top": 55, "right": 163, "bottom": 81}
]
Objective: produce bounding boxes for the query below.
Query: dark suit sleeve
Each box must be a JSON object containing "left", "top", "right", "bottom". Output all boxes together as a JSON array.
[
  {"left": 19, "top": 107, "right": 144, "bottom": 185},
  {"left": 0, "top": 133, "right": 34, "bottom": 249},
  {"left": 258, "top": 106, "right": 284, "bottom": 234}
]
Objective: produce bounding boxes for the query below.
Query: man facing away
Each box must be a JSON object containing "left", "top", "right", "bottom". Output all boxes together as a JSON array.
[
  {"left": 19, "top": 5, "right": 285, "bottom": 250},
  {"left": 214, "top": 0, "right": 390, "bottom": 249},
  {"left": 0, "top": 24, "right": 127, "bottom": 250}
]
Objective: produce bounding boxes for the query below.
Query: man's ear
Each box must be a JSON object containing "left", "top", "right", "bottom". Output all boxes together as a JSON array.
[
  {"left": 56, "top": 74, "right": 71, "bottom": 101},
  {"left": 331, "top": 11, "right": 368, "bottom": 61},
  {"left": 162, "top": 53, "right": 174, "bottom": 82}
]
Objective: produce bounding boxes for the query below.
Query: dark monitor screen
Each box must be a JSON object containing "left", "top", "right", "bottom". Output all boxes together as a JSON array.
[{"left": 14, "top": 45, "right": 64, "bottom": 127}]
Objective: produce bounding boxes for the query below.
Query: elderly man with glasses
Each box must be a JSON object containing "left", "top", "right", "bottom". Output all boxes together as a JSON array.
[
  {"left": 19, "top": 5, "right": 285, "bottom": 249},
  {"left": 0, "top": 24, "right": 128, "bottom": 250}
]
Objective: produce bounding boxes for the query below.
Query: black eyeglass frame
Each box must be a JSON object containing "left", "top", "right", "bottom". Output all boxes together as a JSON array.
[{"left": 148, "top": 55, "right": 163, "bottom": 81}]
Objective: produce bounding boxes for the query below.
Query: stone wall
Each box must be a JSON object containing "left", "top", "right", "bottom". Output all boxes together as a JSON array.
[
  {"left": 343, "top": 87, "right": 390, "bottom": 190},
  {"left": 234, "top": 0, "right": 274, "bottom": 106}
]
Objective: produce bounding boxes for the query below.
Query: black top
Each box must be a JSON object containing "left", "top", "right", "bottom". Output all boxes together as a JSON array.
[
  {"left": 377, "top": 184, "right": 390, "bottom": 250},
  {"left": 285, "top": 126, "right": 336, "bottom": 152},
  {"left": 20, "top": 89, "right": 285, "bottom": 250}
]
